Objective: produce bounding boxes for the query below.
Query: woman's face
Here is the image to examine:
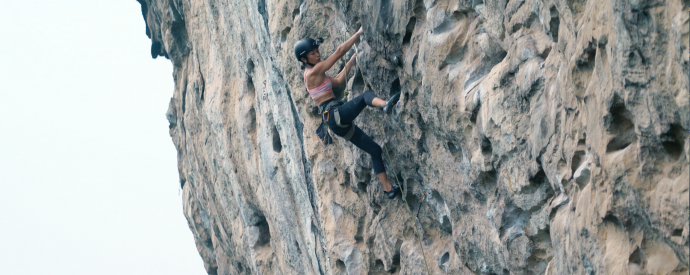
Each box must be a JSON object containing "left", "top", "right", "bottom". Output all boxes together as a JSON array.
[{"left": 305, "top": 48, "right": 321, "bottom": 64}]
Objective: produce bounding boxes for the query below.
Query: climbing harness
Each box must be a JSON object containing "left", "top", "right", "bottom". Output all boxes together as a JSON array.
[
  {"left": 337, "top": 11, "right": 433, "bottom": 274},
  {"left": 315, "top": 100, "right": 357, "bottom": 146}
]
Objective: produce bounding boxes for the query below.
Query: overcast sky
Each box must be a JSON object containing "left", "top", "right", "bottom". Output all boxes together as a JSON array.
[{"left": 0, "top": 1, "right": 206, "bottom": 274}]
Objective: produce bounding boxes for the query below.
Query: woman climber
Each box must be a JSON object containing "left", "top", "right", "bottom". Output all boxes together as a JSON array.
[{"left": 294, "top": 28, "right": 401, "bottom": 199}]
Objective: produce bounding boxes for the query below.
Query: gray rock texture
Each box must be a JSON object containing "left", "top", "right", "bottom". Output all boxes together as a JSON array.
[{"left": 135, "top": 0, "right": 689, "bottom": 274}]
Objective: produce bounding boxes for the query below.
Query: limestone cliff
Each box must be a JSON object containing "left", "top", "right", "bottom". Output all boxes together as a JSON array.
[{"left": 135, "top": 0, "right": 689, "bottom": 274}]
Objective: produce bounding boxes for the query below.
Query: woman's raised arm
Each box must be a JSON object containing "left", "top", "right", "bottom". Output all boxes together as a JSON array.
[{"left": 311, "top": 27, "right": 362, "bottom": 75}]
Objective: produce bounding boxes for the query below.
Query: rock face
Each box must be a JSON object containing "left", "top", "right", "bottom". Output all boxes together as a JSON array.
[{"left": 135, "top": 0, "right": 689, "bottom": 274}]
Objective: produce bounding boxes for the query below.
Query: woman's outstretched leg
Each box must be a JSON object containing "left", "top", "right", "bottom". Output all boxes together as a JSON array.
[{"left": 348, "top": 126, "right": 400, "bottom": 198}]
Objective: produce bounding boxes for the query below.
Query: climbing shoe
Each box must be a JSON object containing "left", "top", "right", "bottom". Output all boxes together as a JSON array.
[
  {"left": 385, "top": 184, "right": 401, "bottom": 199},
  {"left": 382, "top": 93, "right": 400, "bottom": 114}
]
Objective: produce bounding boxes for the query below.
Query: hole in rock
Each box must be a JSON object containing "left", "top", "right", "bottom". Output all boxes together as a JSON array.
[
  {"left": 448, "top": 141, "right": 462, "bottom": 157},
  {"left": 310, "top": 106, "right": 320, "bottom": 117},
  {"left": 480, "top": 137, "right": 492, "bottom": 156},
  {"left": 295, "top": 240, "right": 301, "bottom": 254},
  {"left": 403, "top": 17, "right": 416, "bottom": 45},
  {"left": 603, "top": 213, "right": 623, "bottom": 227},
  {"left": 272, "top": 125, "right": 282, "bottom": 153},
  {"left": 549, "top": 6, "right": 560, "bottom": 43},
  {"left": 500, "top": 71, "right": 516, "bottom": 87},
  {"left": 540, "top": 116, "right": 550, "bottom": 139},
  {"left": 405, "top": 192, "right": 419, "bottom": 213},
  {"left": 405, "top": 177, "right": 416, "bottom": 187},
  {"left": 473, "top": 170, "right": 497, "bottom": 203},
  {"left": 605, "top": 95, "right": 636, "bottom": 152},
  {"left": 358, "top": 173, "right": 371, "bottom": 193},
  {"left": 527, "top": 168, "right": 548, "bottom": 192},
  {"left": 607, "top": 96, "right": 634, "bottom": 133},
  {"left": 673, "top": 228, "right": 683, "bottom": 236},
  {"left": 351, "top": 70, "right": 364, "bottom": 94},
  {"left": 395, "top": 173, "right": 404, "bottom": 184},
  {"left": 529, "top": 168, "right": 546, "bottom": 185},
  {"left": 354, "top": 216, "right": 365, "bottom": 243},
  {"left": 440, "top": 252, "right": 450, "bottom": 265},
  {"left": 203, "top": 237, "right": 213, "bottom": 249},
  {"left": 470, "top": 101, "right": 481, "bottom": 124},
  {"left": 280, "top": 27, "right": 291, "bottom": 43},
  {"left": 254, "top": 218, "right": 271, "bottom": 248},
  {"left": 357, "top": 182, "right": 367, "bottom": 193},
  {"left": 248, "top": 107, "right": 257, "bottom": 132},
  {"left": 373, "top": 260, "right": 385, "bottom": 272},
  {"left": 392, "top": 251, "right": 401, "bottom": 266},
  {"left": 247, "top": 59, "right": 255, "bottom": 74},
  {"left": 340, "top": 171, "right": 350, "bottom": 187},
  {"left": 499, "top": 202, "right": 527, "bottom": 238},
  {"left": 432, "top": 189, "right": 445, "bottom": 205},
  {"left": 257, "top": 0, "right": 269, "bottom": 30},
  {"left": 336, "top": 259, "right": 346, "bottom": 272},
  {"left": 661, "top": 124, "right": 686, "bottom": 161},
  {"left": 627, "top": 51, "right": 644, "bottom": 67},
  {"left": 629, "top": 247, "right": 645, "bottom": 265},
  {"left": 390, "top": 78, "right": 401, "bottom": 96},
  {"left": 180, "top": 177, "right": 186, "bottom": 189},
  {"left": 571, "top": 150, "right": 585, "bottom": 174},
  {"left": 292, "top": 7, "right": 300, "bottom": 19},
  {"left": 169, "top": 4, "right": 188, "bottom": 53},
  {"left": 197, "top": 74, "right": 206, "bottom": 104},
  {"left": 441, "top": 215, "right": 453, "bottom": 234},
  {"left": 247, "top": 75, "right": 256, "bottom": 95},
  {"left": 572, "top": 41, "right": 596, "bottom": 98}
]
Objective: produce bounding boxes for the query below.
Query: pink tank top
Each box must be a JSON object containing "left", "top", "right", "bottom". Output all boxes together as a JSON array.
[{"left": 303, "top": 68, "right": 334, "bottom": 100}]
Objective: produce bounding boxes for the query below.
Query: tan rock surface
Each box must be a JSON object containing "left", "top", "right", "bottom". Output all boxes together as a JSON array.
[{"left": 135, "top": 0, "right": 689, "bottom": 274}]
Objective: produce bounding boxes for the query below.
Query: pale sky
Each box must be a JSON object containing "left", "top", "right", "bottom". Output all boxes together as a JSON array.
[{"left": 0, "top": 1, "right": 206, "bottom": 274}]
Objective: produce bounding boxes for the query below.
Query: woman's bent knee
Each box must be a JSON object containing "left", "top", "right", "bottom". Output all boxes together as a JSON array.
[
  {"left": 363, "top": 90, "right": 376, "bottom": 106},
  {"left": 370, "top": 143, "right": 382, "bottom": 156}
]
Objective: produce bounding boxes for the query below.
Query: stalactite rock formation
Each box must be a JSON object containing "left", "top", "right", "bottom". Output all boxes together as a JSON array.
[{"left": 135, "top": 0, "right": 689, "bottom": 274}]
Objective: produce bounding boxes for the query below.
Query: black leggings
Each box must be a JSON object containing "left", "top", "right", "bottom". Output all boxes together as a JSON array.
[{"left": 324, "top": 90, "right": 385, "bottom": 174}]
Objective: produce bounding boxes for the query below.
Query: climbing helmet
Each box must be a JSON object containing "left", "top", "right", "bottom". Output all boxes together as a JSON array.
[{"left": 294, "top": 37, "right": 324, "bottom": 62}]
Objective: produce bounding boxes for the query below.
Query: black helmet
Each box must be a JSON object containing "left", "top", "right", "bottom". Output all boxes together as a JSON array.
[{"left": 294, "top": 37, "right": 324, "bottom": 64}]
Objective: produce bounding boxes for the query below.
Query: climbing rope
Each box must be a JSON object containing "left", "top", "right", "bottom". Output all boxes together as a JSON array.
[
  {"left": 339, "top": 12, "right": 433, "bottom": 274},
  {"left": 383, "top": 140, "right": 433, "bottom": 275}
]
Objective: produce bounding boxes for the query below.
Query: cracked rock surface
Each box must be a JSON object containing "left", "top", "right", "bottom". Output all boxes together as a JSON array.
[{"left": 135, "top": 0, "right": 688, "bottom": 274}]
